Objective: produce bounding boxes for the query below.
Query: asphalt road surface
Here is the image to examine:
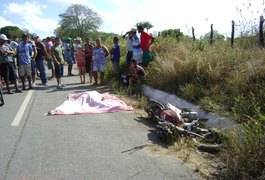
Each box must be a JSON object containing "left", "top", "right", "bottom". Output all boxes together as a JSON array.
[{"left": 0, "top": 68, "right": 200, "bottom": 180}]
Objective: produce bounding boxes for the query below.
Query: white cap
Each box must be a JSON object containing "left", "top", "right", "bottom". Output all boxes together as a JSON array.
[
  {"left": 76, "top": 44, "right": 82, "bottom": 49},
  {"left": 0, "top": 34, "right": 8, "bottom": 40},
  {"left": 130, "top": 28, "right": 136, "bottom": 32},
  {"left": 76, "top": 37, "right": 82, "bottom": 41}
]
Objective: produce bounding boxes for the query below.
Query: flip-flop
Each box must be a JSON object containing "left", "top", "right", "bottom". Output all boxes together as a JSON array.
[
  {"left": 7, "top": 91, "right": 14, "bottom": 94},
  {"left": 15, "top": 89, "right": 22, "bottom": 93}
]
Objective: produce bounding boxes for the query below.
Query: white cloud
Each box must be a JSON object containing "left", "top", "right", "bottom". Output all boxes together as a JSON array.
[
  {"left": 48, "top": 0, "right": 88, "bottom": 6},
  {"left": 97, "top": 0, "right": 264, "bottom": 37},
  {"left": 0, "top": 16, "right": 17, "bottom": 27},
  {"left": 3, "top": 1, "right": 58, "bottom": 38}
]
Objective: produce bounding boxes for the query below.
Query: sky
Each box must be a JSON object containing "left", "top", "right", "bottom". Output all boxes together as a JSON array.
[{"left": 0, "top": 0, "right": 264, "bottom": 39}]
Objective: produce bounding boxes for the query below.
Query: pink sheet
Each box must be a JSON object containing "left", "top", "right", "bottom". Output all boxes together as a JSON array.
[{"left": 48, "top": 91, "right": 133, "bottom": 115}]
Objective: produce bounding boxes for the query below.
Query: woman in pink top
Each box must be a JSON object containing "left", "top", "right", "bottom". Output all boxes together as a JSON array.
[{"left": 75, "top": 37, "right": 86, "bottom": 84}]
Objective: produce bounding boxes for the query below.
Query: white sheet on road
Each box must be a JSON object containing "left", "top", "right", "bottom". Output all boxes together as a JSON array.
[{"left": 47, "top": 91, "right": 133, "bottom": 115}]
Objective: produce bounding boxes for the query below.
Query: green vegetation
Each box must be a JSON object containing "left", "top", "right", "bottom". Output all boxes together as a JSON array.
[
  {"left": 0, "top": 26, "right": 28, "bottom": 38},
  {"left": 104, "top": 32, "right": 265, "bottom": 178}
]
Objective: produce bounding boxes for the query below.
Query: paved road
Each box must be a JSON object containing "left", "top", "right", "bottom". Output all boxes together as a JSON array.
[{"left": 0, "top": 69, "right": 200, "bottom": 180}]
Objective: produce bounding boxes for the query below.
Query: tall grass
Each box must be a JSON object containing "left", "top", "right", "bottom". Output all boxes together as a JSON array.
[{"left": 146, "top": 36, "right": 265, "bottom": 122}]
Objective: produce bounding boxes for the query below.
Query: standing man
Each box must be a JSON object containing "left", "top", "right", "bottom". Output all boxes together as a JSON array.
[
  {"left": 33, "top": 34, "right": 48, "bottom": 86},
  {"left": 0, "top": 34, "right": 22, "bottom": 94},
  {"left": 29, "top": 34, "right": 38, "bottom": 87},
  {"left": 109, "top": 36, "right": 120, "bottom": 77},
  {"left": 122, "top": 29, "right": 134, "bottom": 66},
  {"left": 62, "top": 37, "right": 74, "bottom": 76},
  {"left": 51, "top": 37, "right": 65, "bottom": 89},
  {"left": 16, "top": 34, "right": 33, "bottom": 90},
  {"left": 45, "top": 37, "right": 55, "bottom": 79},
  {"left": 9, "top": 35, "right": 19, "bottom": 70},
  {"left": 137, "top": 25, "right": 155, "bottom": 67}
]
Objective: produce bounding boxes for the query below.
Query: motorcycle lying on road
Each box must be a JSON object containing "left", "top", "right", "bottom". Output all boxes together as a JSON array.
[{"left": 145, "top": 99, "right": 222, "bottom": 153}]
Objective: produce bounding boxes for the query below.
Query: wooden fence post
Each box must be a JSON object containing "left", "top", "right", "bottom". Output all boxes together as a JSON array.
[
  {"left": 192, "top": 27, "right": 195, "bottom": 42},
  {"left": 210, "top": 24, "right": 214, "bottom": 45},
  {"left": 231, "top": 20, "right": 235, "bottom": 48},
  {"left": 259, "top": 16, "right": 264, "bottom": 48}
]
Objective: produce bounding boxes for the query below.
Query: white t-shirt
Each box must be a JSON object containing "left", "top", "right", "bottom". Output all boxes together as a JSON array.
[{"left": 125, "top": 36, "right": 133, "bottom": 51}]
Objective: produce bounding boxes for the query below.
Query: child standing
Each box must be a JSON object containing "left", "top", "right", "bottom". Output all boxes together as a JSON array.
[{"left": 75, "top": 37, "right": 85, "bottom": 84}]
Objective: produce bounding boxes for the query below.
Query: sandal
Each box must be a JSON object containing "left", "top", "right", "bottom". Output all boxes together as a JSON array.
[
  {"left": 7, "top": 90, "right": 14, "bottom": 94},
  {"left": 15, "top": 89, "right": 22, "bottom": 93}
]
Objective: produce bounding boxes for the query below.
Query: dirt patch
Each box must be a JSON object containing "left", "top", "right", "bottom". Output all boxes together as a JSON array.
[{"left": 145, "top": 144, "right": 222, "bottom": 179}]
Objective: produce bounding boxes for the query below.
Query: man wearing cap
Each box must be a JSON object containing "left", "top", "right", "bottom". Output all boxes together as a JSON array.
[
  {"left": 0, "top": 34, "right": 22, "bottom": 94},
  {"left": 16, "top": 34, "right": 33, "bottom": 90},
  {"left": 33, "top": 34, "right": 48, "bottom": 86},
  {"left": 122, "top": 29, "right": 134, "bottom": 66},
  {"left": 51, "top": 37, "right": 65, "bottom": 89}
]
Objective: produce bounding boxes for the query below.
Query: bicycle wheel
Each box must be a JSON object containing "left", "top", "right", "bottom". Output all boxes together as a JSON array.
[{"left": 0, "top": 89, "right": 4, "bottom": 106}]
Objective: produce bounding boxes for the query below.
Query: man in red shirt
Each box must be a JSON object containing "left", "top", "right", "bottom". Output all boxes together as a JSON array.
[{"left": 137, "top": 25, "right": 155, "bottom": 67}]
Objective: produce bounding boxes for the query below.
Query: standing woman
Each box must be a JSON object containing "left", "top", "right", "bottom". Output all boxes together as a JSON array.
[
  {"left": 84, "top": 38, "right": 94, "bottom": 84},
  {"left": 92, "top": 38, "right": 109, "bottom": 85}
]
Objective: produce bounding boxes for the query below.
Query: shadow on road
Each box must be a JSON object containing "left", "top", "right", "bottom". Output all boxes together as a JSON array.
[{"left": 134, "top": 116, "right": 170, "bottom": 149}]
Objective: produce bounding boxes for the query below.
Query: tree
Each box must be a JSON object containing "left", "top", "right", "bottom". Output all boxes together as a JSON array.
[
  {"left": 136, "top": 21, "right": 153, "bottom": 32},
  {"left": 202, "top": 30, "right": 225, "bottom": 41},
  {"left": 0, "top": 26, "right": 27, "bottom": 38},
  {"left": 55, "top": 4, "right": 102, "bottom": 39},
  {"left": 160, "top": 29, "right": 184, "bottom": 41}
]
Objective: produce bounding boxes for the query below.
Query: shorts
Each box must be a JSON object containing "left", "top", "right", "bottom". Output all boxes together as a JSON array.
[
  {"left": 142, "top": 50, "right": 152, "bottom": 64},
  {"left": 0, "top": 62, "right": 18, "bottom": 83},
  {"left": 31, "top": 60, "right": 36, "bottom": 76},
  {"left": 93, "top": 60, "right": 106, "bottom": 72},
  {"left": 77, "top": 60, "right": 85, "bottom": 69},
  {"left": 19, "top": 64, "right": 32, "bottom": 77},
  {"left": 54, "top": 64, "right": 64, "bottom": 78},
  {"left": 47, "top": 59, "right": 54, "bottom": 69}
]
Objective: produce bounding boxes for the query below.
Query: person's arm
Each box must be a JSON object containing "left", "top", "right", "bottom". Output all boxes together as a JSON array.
[
  {"left": 148, "top": 36, "right": 155, "bottom": 48},
  {"left": 16, "top": 46, "right": 19, "bottom": 66},
  {"left": 51, "top": 48, "right": 60, "bottom": 66},
  {"left": 102, "top": 45, "right": 109, "bottom": 57},
  {"left": 32, "top": 47, "right": 37, "bottom": 60},
  {"left": 122, "top": 31, "right": 129, "bottom": 38}
]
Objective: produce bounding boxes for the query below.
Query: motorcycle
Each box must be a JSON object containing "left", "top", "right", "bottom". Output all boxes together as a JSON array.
[{"left": 145, "top": 99, "right": 221, "bottom": 148}]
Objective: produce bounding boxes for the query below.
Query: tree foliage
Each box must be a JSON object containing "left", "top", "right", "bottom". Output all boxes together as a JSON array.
[
  {"left": 55, "top": 4, "right": 102, "bottom": 39},
  {"left": 203, "top": 30, "right": 225, "bottom": 41},
  {"left": 136, "top": 21, "right": 153, "bottom": 31},
  {"left": 159, "top": 29, "right": 184, "bottom": 41},
  {"left": 0, "top": 26, "right": 27, "bottom": 38}
]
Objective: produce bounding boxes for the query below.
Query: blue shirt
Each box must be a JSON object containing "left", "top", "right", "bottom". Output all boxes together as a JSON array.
[
  {"left": 63, "top": 42, "right": 72, "bottom": 60},
  {"left": 16, "top": 42, "right": 32, "bottom": 65},
  {"left": 111, "top": 43, "right": 120, "bottom": 61}
]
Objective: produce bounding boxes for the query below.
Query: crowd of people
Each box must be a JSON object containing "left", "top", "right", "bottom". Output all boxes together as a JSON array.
[{"left": 0, "top": 25, "right": 154, "bottom": 95}]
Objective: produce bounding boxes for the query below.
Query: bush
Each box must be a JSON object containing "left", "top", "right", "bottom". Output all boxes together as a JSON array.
[{"left": 221, "top": 115, "right": 265, "bottom": 179}]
